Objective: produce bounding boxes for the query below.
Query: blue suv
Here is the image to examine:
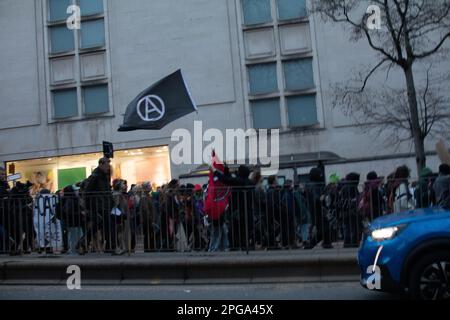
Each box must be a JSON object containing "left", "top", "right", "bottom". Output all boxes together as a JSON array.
[{"left": 359, "top": 208, "right": 450, "bottom": 300}]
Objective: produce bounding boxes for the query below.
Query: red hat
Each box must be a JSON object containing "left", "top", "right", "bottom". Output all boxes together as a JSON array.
[{"left": 194, "top": 184, "right": 202, "bottom": 192}]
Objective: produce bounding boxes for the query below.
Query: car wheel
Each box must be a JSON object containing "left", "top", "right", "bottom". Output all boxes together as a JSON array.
[{"left": 409, "top": 251, "right": 450, "bottom": 300}]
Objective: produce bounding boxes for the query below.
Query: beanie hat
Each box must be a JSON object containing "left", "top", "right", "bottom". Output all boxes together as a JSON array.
[
  {"left": 346, "top": 172, "right": 360, "bottom": 183},
  {"left": 419, "top": 167, "right": 433, "bottom": 178},
  {"left": 329, "top": 173, "right": 340, "bottom": 184},
  {"left": 309, "top": 167, "right": 323, "bottom": 183},
  {"left": 367, "top": 171, "right": 378, "bottom": 181}
]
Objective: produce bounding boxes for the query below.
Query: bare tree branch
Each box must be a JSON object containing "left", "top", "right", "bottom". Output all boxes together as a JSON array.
[{"left": 313, "top": 0, "right": 450, "bottom": 172}]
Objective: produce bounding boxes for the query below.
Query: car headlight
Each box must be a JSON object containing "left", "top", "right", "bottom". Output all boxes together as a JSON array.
[{"left": 371, "top": 225, "right": 406, "bottom": 241}]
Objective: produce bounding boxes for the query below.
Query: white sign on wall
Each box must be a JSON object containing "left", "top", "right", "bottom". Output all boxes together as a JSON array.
[{"left": 7, "top": 173, "right": 22, "bottom": 182}]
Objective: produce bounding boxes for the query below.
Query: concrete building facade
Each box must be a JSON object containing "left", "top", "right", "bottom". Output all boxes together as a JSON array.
[{"left": 0, "top": 0, "right": 448, "bottom": 189}]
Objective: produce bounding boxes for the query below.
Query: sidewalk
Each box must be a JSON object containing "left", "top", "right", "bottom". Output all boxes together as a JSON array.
[{"left": 0, "top": 248, "right": 360, "bottom": 286}]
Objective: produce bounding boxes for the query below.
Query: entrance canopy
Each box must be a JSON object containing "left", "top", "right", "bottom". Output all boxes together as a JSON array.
[{"left": 179, "top": 151, "right": 344, "bottom": 179}]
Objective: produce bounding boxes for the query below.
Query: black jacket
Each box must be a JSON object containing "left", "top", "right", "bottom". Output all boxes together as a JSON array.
[
  {"left": 57, "top": 194, "right": 83, "bottom": 228},
  {"left": 338, "top": 181, "right": 360, "bottom": 218},
  {"left": 266, "top": 185, "right": 282, "bottom": 223},
  {"left": 0, "top": 181, "right": 9, "bottom": 196},
  {"left": 85, "top": 168, "right": 111, "bottom": 193},
  {"left": 161, "top": 190, "right": 180, "bottom": 223},
  {"left": 84, "top": 168, "right": 112, "bottom": 214},
  {"left": 214, "top": 168, "right": 254, "bottom": 221},
  {"left": 0, "top": 181, "right": 9, "bottom": 209},
  {"left": 305, "top": 182, "right": 325, "bottom": 222},
  {"left": 0, "top": 181, "right": 9, "bottom": 226}
]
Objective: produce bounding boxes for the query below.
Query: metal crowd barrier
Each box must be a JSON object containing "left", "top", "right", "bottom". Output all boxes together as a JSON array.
[{"left": 0, "top": 181, "right": 443, "bottom": 256}]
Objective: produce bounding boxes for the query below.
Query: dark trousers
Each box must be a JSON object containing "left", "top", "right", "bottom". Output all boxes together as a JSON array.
[
  {"left": 78, "top": 213, "right": 116, "bottom": 252},
  {"left": 158, "top": 214, "right": 173, "bottom": 251},
  {"left": 143, "top": 216, "right": 156, "bottom": 251},
  {"left": 343, "top": 215, "right": 361, "bottom": 246},
  {"left": 8, "top": 213, "right": 34, "bottom": 252},
  {"left": 228, "top": 210, "right": 255, "bottom": 250},
  {"left": 262, "top": 212, "right": 278, "bottom": 249},
  {"left": 312, "top": 210, "right": 331, "bottom": 246},
  {"left": 104, "top": 215, "right": 117, "bottom": 251},
  {"left": 0, "top": 225, "right": 6, "bottom": 252},
  {"left": 128, "top": 216, "right": 137, "bottom": 251},
  {"left": 280, "top": 214, "right": 296, "bottom": 247}
]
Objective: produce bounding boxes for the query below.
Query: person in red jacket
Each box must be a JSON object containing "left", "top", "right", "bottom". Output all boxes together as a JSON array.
[{"left": 205, "top": 151, "right": 230, "bottom": 252}]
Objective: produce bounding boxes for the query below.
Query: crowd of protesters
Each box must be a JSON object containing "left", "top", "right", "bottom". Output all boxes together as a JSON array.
[{"left": 0, "top": 158, "right": 449, "bottom": 255}]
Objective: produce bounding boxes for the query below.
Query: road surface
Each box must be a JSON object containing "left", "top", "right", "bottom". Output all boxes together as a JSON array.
[{"left": 0, "top": 282, "right": 406, "bottom": 300}]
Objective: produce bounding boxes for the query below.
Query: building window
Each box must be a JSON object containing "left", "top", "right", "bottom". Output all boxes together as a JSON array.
[
  {"left": 53, "top": 88, "right": 78, "bottom": 119},
  {"left": 279, "top": 23, "right": 311, "bottom": 55},
  {"left": 251, "top": 99, "right": 282, "bottom": 129},
  {"left": 240, "top": 0, "right": 318, "bottom": 130},
  {"left": 80, "top": 19, "right": 105, "bottom": 49},
  {"left": 49, "top": 25, "right": 74, "bottom": 54},
  {"left": 46, "top": 0, "right": 110, "bottom": 121},
  {"left": 276, "top": 0, "right": 307, "bottom": 21},
  {"left": 242, "top": 0, "right": 272, "bottom": 25},
  {"left": 48, "top": 0, "right": 71, "bottom": 22},
  {"left": 283, "top": 58, "right": 314, "bottom": 91},
  {"left": 248, "top": 63, "right": 278, "bottom": 95},
  {"left": 79, "top": 0, "right": 103, "bottom": 16},
  {"left": 244, "top": 28, "right": 276, "bottom": 59},
  {"left": 83, "top": 84, "right": 109, "bottom": 115},
  {"left": 286, "top": 95, "right": 318, "bottom": 127}
]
